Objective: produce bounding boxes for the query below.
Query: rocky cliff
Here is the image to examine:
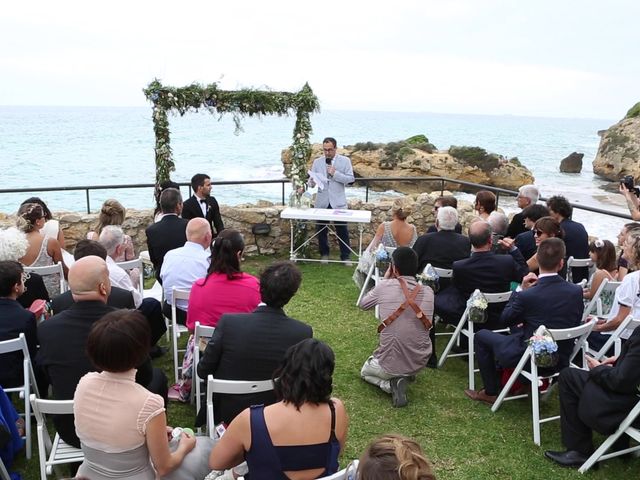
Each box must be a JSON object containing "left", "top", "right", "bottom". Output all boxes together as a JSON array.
[
  {"left": 593, "top": 115, "right": 640, "bottom": 181},
  {"left": 282, "top": 137, "right": 534, "bottom": 195}
]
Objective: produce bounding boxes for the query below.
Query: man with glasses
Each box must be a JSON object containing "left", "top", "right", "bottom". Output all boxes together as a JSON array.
[
  {"left": 506, "top": 184, "right": 539, "bottom": 238},
  {"left": 308, "top": 137, "right": 355, "bottom": 263},
  {"left": 426, "top": 196, "right": 462, "bottom": 234}
]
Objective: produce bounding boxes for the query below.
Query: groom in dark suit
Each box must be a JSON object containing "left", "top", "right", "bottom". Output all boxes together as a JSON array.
[
  {"left": 181, "top": 173, "right": 224, "bottom": 237},
  {"left": 465, "top": 238, "right": 583, "bottom": 405}
]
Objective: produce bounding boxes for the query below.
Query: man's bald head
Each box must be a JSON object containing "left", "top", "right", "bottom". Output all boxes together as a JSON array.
[
  {"left": 186, "top": 218, "right": 212, "bottom": 248},
  {"left": 69, "top": 255, "right": 111, "bottom": 303},
  {"left": 468, "top": 220, "right": 493, "bottom": 250}
]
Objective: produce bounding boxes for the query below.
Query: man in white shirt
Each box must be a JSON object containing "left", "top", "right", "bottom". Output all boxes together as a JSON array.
[{"left": 160, "top": 218, "right": 211, "bottom": 325}]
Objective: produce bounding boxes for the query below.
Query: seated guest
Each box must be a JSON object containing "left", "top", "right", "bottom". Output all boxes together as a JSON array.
[
  {"left": 488, "top": 211, "right": 509, "bottom": 253},
  {"left": 145, "top": 188, "right": 188, "bottom": 281},
  {"left": 474, "top": 190, "right": 496, "bottom": 221},
  {"left": 506, "top": 184, "right": 539, "bottom": 239},
  {"left": 435, "top": 220, "right": 528, "bottom": 332},
  {"left": 153, "top": 180, "right": 181, "bottom": 222},
  {"left": 588, "top": 230, "right": 640, "bottom": 352},
  {"left": 160, "top": 218, "right": 211, "bottom": 325},
  {"left": 187, "top": 229, "right": 260, "bottom": 331},
  {"left": 369, "top": 198, "right": 417, "bottom": 249},
  {"left": 358, "top": 248, "right": 434, "bottom": 408},
  {"left": 197, "top": 261, "right": 312, "bottom": 427},
  {"left": 209, "top": 339, "right": 349, "bottom": 479},
  {"left": 359, "top": 434, "right": 436, "bottom": 480},
  {"left": 51, "top": 240, "right": 134, "bottom": 313},
  {"left": 0, "top": 227, "right": 49, "bottom": 309},
  {"left": 16, "top": 202, "right": 67, "bottom": 297},
  {"left": 465, "top": 238, "right": 583, "bottom": 405},
  {"left": 513, "top": 204, "right": 550, "bottom": 261},
  {"left": 20, "top": 197, "right": 66, "bottom": 249},
  {"left": 526, "top": 216, "right": 564, "bottom": 274},
  {"left": 426, "top": 196, "right": 462, "bottom": 234},
  {"left": 583, "top": 239, "right": 618, "bottom": 300},
  {"left": 0, "top": 261, "right": 38, "bottom": 389},
  {"left": 74, "top": 310, "right": 212, "bottom": 479},
  {"left": 38, "top": 256, "right": 168, "bottom": 448},
  {"left": 544, "top": 325, "right": 640, "bottom": 468},
  {"left": 616, "top": 222, "right": 640, "bottom": 280},
  {"left": 547, "top": 195, "right": 590, "bottom": 282}
]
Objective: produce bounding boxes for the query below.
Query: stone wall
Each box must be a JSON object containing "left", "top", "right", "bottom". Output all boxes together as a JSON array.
[{"left": 0, "top": 193, "right": 476, "bottom": 256}]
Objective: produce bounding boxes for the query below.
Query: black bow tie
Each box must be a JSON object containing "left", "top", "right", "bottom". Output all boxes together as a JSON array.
[{"left": 200, "top": 199, "right": 207, "bottom": 204}]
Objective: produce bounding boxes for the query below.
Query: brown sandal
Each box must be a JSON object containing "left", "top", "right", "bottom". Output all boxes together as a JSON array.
[{"left": 15, "top": 418, "right": 26, "bottom": 437}]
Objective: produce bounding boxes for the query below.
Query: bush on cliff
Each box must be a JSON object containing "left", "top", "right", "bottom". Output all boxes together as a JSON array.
[
  {"left": 626, "top": 101, "right": 640, "bottom": 119},
  {"left": 449, "top": 146, "right": 500, "bottom": 172}
]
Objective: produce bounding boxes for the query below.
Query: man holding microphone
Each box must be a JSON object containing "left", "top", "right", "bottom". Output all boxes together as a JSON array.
[{"left": 308, "top": 137, "right": 355, "bottom": 263}]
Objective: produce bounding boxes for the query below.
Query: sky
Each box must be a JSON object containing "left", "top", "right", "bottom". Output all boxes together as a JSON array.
[{"left": 1, "top": 0, "right": 638, "bottom": 119}]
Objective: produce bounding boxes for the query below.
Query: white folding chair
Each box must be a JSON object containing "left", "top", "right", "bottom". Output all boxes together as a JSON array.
[
  {"left": 193, "top": 322, "right": 216, "bottom": 426},
  {"left": 579, "top": 397, "right": 640, "bottom": 473},
  {"left": 0, "top": 456, "right": 11, "bottom": 480},
  {"left": 171, "top": 287, "right": 191, "bottom": 383},
  {"left": 0, "top": 333, "right": 40, "bottom": 459},
  {"left": 491, "top": 321, "right": 596, "bottom": 445},
  {"left": 432, "top": 266, "right": 453, "bottom": 278},
  {"left": 116, "top": 257, "right": 144, "bottom": 299},
  {"left": 206, "top": 376, "right": 274, "bottom": 439},
  {"left": 30, "top": 395, "right": 84, "bottom": 480},
  {"left": 24, "top": 261, "right": 67, "bottom": 293},
  {"left": 318, "top": 460, "right": 359, "bottom": 480},
  {"left": 581, "top": 278, "right": 621, "bottom": 322},
  {"left": 588, "top": 316, "right": 640, "bottom": 360},
  {"left": 566, "top": 256, "right": 594, "bottom": 283},
  {"left": 438, "top": 289, "right": 512, "bottom": 372}
]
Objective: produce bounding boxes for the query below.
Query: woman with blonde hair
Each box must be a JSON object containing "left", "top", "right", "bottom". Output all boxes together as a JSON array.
[
  {"left": 370, "top": 198, "right": 418, "bottom": 250},
  {"left": 87, "top": 199, "right": 136, "bottom": 262},
  {"left": 358, "top": 434, "right": 436, "bottom": 480}
]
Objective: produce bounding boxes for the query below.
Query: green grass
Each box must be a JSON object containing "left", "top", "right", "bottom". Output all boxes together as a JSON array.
[{"left": 12, "top": 256, "right": 638, "bottom": 479}]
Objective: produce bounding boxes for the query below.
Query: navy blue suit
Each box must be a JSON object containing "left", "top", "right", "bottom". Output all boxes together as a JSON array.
[
  {"left": 561, "top": 218, "right": 590, "bottom": 283},
  {"left": 0, "top": 299, "right": 38, "bottom": 389},
  {"left": 475, "top": 274, "right": 584, "bottom": 395},
  {"left": 514, "top": 230, "right": 537, "bottom": 261},
  {"left": 435, "top": 249, "right": 529, "bottom": 330}
]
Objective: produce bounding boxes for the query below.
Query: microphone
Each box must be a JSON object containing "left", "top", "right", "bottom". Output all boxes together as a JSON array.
[{"left": 325, "top": 157, "right": 332, "bottom": 165}]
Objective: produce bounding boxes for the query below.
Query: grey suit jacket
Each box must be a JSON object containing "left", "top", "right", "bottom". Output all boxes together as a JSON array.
[{"left": 310, "top": 154, "right": 354, "bottom": 209}]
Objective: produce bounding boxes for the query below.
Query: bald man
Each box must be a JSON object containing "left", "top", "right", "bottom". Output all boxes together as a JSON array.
[
  {"left": 160, "top": 218, "right": 212, "bottom": 324},
  {"left": 38, "top": 256, "right": 168, "bottom": 448}
]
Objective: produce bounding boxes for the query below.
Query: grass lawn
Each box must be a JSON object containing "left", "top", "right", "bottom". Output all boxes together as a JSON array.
[{"left": 12, "top": 255, "right": 638, "bottom": 479}]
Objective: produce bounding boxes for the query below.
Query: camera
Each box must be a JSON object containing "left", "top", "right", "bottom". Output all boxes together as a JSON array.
[{"left": 620, "top": 175, "right": 640, "bottom": 197}]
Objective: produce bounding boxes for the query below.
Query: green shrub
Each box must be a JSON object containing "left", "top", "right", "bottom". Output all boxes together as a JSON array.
[
  {"left": 352, "top": 141, "right": 383, "bottom": 151},
  {"left": 509, "top": 156, "right": 522, "bottom": 167},
  {"left": 414, "top": 142, "right": 436, "bottom": 153},
  {"left": 405, "top": 134, "right": 430, "bottom": 145},
  {"left": 449, "top": 146, "right": 500, "bottom": 171},
  {"left": 625, "top": 101, "right": 640, "bottom": 119}
]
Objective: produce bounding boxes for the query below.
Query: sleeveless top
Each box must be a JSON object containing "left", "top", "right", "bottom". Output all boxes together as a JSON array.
[
  {"left": 27, "top": 236, "right": 59, "bottom": 297},
  {"left": 245, "top": 403, "right": 340, "bottom": 479},
  {"left": 381, "top": 222, "right": 417, "bottom": 248}
]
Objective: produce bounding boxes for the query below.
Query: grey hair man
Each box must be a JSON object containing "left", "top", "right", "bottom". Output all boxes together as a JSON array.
[
  {"left": 99, "top": 225, "right": 141, "bottom": 307},
  {"left": 507, "top": 184, "right": 540, "bottom": 238}
]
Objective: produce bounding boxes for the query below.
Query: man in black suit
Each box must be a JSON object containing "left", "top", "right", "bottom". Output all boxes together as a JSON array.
[
  {"left": 545, "top": 326, "right": 640, "bottom": 467},
  {"left": 506, "top": 184, "right": 539, "bottom": 239},
  {"left": 181, "top": 173, "right": 224, "bottom": 238},
  {"left": 38, "top": 256, "right": 167, "bottom": 448},
  {"left": 547, "top": 195, "right": 590, "bottom": 283},
  {"left": 51, "top": 239, "right": 134, "bottom": 313},
  {"left": 145, "top": 188, "right": 188, "bottom": 281},
  {"left": 513, "top": 204, "right": 550, "bottom": 261},
  {"left": 435, "top": 220, "right": 529, "bottom": 331},
  {"left": 197, "top": 261, "right": 312, "bottom": 426},
  {"left": 465, "top": 238, "right": 583, "bottom": 405}
]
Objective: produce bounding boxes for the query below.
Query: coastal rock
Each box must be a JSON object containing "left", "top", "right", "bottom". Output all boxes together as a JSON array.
[
  {"left": 593, "top": 117, "right": 640, "bottom": 181},
  {"left": 559, "top": 152, "right": 584, "bottom": 173},
  {"left": 281, "top": 140, "right": 534, "bottom": 195}
]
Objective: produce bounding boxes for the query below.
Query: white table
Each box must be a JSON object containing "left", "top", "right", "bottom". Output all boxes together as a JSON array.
[{"left": 280, "top": 207, "right": 372, "bottom": 263}]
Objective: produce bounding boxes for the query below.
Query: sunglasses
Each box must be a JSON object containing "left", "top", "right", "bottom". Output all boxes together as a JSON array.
[{"left": 534, "top": 229, "right": 544, "bottom": 237}]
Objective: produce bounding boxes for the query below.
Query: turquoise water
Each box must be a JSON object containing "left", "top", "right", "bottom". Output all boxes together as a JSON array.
[{"left": 0, "top": 106, "right": 627, "bottom": 240}]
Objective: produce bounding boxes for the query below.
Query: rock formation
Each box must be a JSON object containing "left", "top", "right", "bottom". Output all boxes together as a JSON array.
[
  {"left": 593, "top": 114, "right": 640, "bottom": 181},
  {"left": 559, "top": 152, "right": 584, "bottom": 173},
  {"left": 282, "top": 138, "right": 534, "bottom": 195}
]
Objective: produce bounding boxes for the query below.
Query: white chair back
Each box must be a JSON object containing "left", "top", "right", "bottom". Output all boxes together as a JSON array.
[
  {"left": 318, "top": 460, "right": 359, "bottom": 480},
  {"left": 0, "top": 333, "right": 40, "bottom": 459},
  {"left": 566, "top": 256, "right": 593, "bottom": 283},
  {"left": 115, "top": 257, "right": 144, "bottom": 298},
  {"left": 589, "top": 316, "right": 640, "bottom": 360},
  {"left": 30, "top": 395, "right": 84, "bottom": 479},
  {"left": 24, "top": 261, "right": 67, "bottom": 293},
  {"left": 582, "top": 278, "right": 621, "bottom": 322},
  {"left": 193, "top": 322, "right": 216, "bottom": 422},
  {"left": 206, "top": 376, "right": 274, "bottom": 439},
  {"left": 432, "top": 266, "right": 453, "bottom": 278},
  {"left": 171, "top": 287, "right": 191, "bottom": 383}
]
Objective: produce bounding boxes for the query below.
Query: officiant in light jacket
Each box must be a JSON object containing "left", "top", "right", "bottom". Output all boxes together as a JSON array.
[{"left": 308, "top": 137, "right": 355, "bottom": 262}]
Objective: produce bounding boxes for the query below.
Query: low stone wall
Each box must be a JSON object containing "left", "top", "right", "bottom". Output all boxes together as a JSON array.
[{"left": 0, "top": 193, "right": 476, "bottom": 257}]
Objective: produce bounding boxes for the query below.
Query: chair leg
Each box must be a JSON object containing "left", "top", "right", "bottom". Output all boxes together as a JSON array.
[
  {"left": 578, "top": 432, "right": 625, "bottom": 473},
  {"left": 531, "top": 364, "right": 541, "bottom": 446},
  {"left": 468, "top": 322, "right": 475, "bottom": 390},
  {"left": 492, "top": 350, "right": 531, "bottom": 412},
  {"left": 172, "top": 323, "right": 180, "bottom": 384},
  {"left": 438, "top": 315, "right": 467, "bottom": 368}
]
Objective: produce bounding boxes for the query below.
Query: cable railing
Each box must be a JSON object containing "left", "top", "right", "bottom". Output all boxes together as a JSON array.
[{"left": 0, "top": 176, "right": 632, "bottom": 220}]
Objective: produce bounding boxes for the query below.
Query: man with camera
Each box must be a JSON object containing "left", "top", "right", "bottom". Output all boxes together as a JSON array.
[{"left": 620, "top": 175, "right": 640, "bottom": 221}]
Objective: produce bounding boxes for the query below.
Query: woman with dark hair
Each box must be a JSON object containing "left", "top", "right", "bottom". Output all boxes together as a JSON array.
[
  {"left": 583, "top": 239, "right": 618, "bottom": 300},
  {"left": 16, "top": 202, "right": 67, "bottom": 296},
  {"left": 474, "top": 190, "right": 496, "bottom": 220},
  {"left": 20, "top": 196, "right": 66, "bottom": 249},
  {"left": 526, "top": 216, "right": 564, "bottom": 273},
  {"left": 210, "top": 338, "right": 349, "bottom": 479},
  {"left": 358, "top": 434, "right": 436, "bottom": 480},
  {"left": 186, "top": 229, "right": 260, "bottom": 331},
  {"left": 74, "top": 310, "right": 213, "bottom": 479}
]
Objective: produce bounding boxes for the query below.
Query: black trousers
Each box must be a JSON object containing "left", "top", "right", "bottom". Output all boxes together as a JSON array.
[
  {"left": 138, "top": 298, "right": 167, "bottom": 345},
  {"left": 559, "top": 367, "right": 594, "bottom": 454},
  {"left": 162, "top": 300, "right": 187, "bottom": 326}
]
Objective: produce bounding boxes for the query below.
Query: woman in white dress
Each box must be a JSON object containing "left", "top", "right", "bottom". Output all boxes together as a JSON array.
[{"left": 20, "top": 197, "right": 65, "bottom": 249}]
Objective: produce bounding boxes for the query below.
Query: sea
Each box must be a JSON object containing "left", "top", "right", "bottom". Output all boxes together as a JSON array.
[{"left": 0, "top": 106, "right": 631, "bottom": 242}]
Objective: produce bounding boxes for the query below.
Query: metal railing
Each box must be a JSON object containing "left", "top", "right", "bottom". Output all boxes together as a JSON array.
[{"left": 0, "top": 176, "right": 632, "bottom": 220}]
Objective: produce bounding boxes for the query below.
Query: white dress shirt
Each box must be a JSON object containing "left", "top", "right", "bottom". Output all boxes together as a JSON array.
[
  {"left": 160, "top": 241, "right": 210, "bottom": 311},
  {"left": 106, "top": 256, "right": 142, "bottom": 308}
]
